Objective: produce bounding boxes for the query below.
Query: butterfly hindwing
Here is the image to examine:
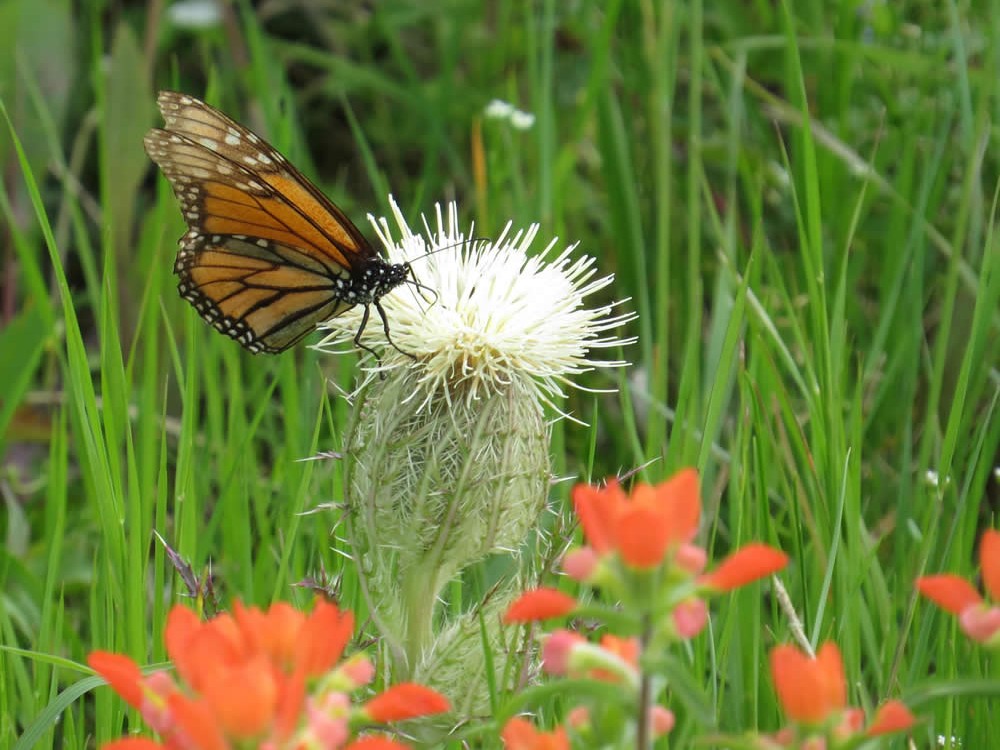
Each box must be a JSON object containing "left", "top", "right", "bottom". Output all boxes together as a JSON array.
[{"left": 177, "top": 235, "right": 353, "bottom": 353}]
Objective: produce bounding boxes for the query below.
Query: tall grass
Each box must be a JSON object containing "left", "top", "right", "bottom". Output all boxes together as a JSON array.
[{"left": 1, "top": 0, "right": 997, "bottom": 747}]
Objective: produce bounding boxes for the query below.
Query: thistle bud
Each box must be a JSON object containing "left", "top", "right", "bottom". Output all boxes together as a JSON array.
[{"left": 344, "top": 366, "right": 549, "bottom": 666}]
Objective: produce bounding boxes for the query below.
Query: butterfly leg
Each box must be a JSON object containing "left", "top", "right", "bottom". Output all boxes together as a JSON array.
[
  {"left": 376, "top": 300, "right": 416, "bottom": 360},
  {"left": 352, "top": 304, "right": 384, "bottom": 365}
]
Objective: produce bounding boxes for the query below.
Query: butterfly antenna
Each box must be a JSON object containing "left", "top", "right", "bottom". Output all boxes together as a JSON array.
[
  {"left": 400, "top": 235, "right": 491, "bottom": 308},
  {"left": 406, "top": 235, "right": 491, "bottom": 265}
]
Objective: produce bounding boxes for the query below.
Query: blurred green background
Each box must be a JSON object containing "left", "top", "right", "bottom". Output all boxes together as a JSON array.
[{"left": 1, "top": 0, "right": 998, "bottom": 747}]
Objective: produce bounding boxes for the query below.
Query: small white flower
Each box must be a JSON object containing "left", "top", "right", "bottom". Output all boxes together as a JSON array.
[
  {"left": 484, "top": 99, "right": 535, "bottom": 130},
  {"left": 166, "top": 0, "right": 222, "bottom": 28},
  {"left": 315, "top": 197, "right": 635, "bottom": 414},
  {"left": 484, "top": 99, "right": 516, "bottom": 119},
  {"left": 924, "top": 470, "right": 951, "bottom": 488},
  {"left": 509, "top": 110, "right": 536, "bottom": 130}
]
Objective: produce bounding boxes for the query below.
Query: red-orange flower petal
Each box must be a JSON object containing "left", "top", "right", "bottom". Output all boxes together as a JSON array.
[
  {"left": 294, "top": 600, "right": 354, "bottom": 677},
  {"left": 916, "top": 574, "right": 983, "bottom": 614},
  {"left": 501, "top": 717, "right": 570, "bottom": 750},
  {"left": 980, "top": 529, "right": 1000, "bottom": 602},
  {"left": 598, "top": 634, "right": 639, "bottom": 667},
  {"left": 273, "top": 666, "right": 306, "bottom": 741},
  {"left": 866, "top": 700, "right": 916, "bottom": 736},
  {"left": 504, "top": 588, "right": 577, "bottom": 623},
  {"left": 163, "top": 605, "right": 202, "bottom": 659},
  {"left": 101, "top": 740, "right": 165, "bottom": 750},
  {"left": 815, "top": 642, "right": 846, "bottom": 711},
  {"left": 770, "top": 643, "right": 843, "bottom": 724},
  {"left": 572, "top": 481, "right": 626, "bottom": 554},
  {"left": 614, "top": 501, "right": 672, "bottom": 569},
  {"left": 167, "top": 608, "right": 247, "bottom": 693},
  {"left": 654, "top": 468, "right": 701, "bottom": 544},
  {"left": 165, "top": 693, "right": 228, "bottom": 750},
  {"left": 364, "top": 684, "right": 450, "bottom": 722},
  {"left": 88, "top": 652, "right": 145, "bottom": 710},
  {"left": 344, "top": 737, "right": 412, "bottom": 750},
  {"left": 234, "top": 600, "right": 304, "bottom": 668},
  {"left": 199, "top": 652, "right": 278, "bottom": 738},
  {"left": 588, "top": 633, "right": 640, "bottom": 683},
  {"left": 701, "top": 544, "right": 788, "bottom": 590}
]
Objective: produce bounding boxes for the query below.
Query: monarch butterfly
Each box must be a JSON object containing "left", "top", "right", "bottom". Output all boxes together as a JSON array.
[{"left": 144, "top": 91, "right": 412, "bottom": 357}]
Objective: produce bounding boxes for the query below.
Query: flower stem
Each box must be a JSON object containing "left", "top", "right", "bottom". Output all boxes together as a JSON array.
[
  {"left": 401, "top": 564, "right": 443, "bottom": 672},
  {"left": 637, "top": 613, "right": 652, "bottom": 750}
]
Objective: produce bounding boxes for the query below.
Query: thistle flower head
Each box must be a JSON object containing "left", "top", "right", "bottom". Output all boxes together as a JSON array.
[{"left": 316, "top": 197, "right": 635, "bottom": 414}]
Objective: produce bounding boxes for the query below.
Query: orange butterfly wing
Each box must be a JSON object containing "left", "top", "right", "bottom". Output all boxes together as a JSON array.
[{"left": 145, "top": 91, "right": 405, "bottom": 353}]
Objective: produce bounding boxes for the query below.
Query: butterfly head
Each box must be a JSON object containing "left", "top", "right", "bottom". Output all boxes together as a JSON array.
[{"left": 349, "top": 258, "right": 411, "bottom": 304}]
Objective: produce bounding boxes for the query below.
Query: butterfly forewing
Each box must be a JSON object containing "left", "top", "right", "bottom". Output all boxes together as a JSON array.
[
  {"left": 152, "top": 92, "right": 369, "bottom": 268},
  {"left": 145, "top": 91, "right": 409, "bottom": 354}
]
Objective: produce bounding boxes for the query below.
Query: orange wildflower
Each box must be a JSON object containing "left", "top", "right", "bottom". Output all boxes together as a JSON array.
[
  {"left": 598, "top": 634, "right": 638, "bottom": 667},
  {"left": 291, "top": 598, "right": 356, "bottom": 677},
  {"left": 198, "top": 652, "right": 277, "bottom": 738},
  {"left": 164, "top": 693, "right": 228, "bottom": 750},
  {"left": 588, "top": 634, "right": 639, "bottom": 684},
  {"left": 700, "top": 544, "right": 789, "bottom": 591},
  {"left": 504, "top": 588, "right": 577, "bottom": 623},
  {"left": 233, "top": 601, "right": 303, "bottom": 667},
  {"left": 344, "top": 738, "right": 413, "bottom": 750},
  {"left": 865, "top": 700, "right": 917, "bottom": 736},
  {"left": 363, "top": 684, "right": 451, "bottom": 722},
  {"left": 916, "top": 576, "right": 982, "bottom": 613},
  {"left": 86, "top": 652, "right": 145, "bottom": 710},
  {"left": 768, "top": 641, "right": 915, "bottom": 741},
  {"left": 501, "top": 717, "right": 570, "bottom": 749},
  {"left": 770, "top": 642, "right": 846, "bottom": 724},
  {"left": 572, "top": 469, "right": 700, "bottom": 570},
  {"left": 918, "top": 528, "right": 1000, "bottom": 645},
  {"left": 89, "top": 600, "right": 449, "bottom": 750}
]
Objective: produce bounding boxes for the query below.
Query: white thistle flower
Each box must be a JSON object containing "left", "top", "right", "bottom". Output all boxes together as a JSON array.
[
  {"left": 323, "top": 199, "right": 635, "bottom": 722},
  {"left": 315, "top": 197, "right": 636, "bottom": 415}
]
